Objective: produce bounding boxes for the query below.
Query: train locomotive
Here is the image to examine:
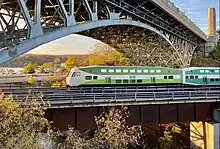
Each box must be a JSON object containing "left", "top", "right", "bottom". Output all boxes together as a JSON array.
[{"left": 66, "top": 66, "right": 220, "bottom": 87}]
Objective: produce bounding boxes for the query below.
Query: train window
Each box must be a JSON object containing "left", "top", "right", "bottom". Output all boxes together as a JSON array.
[
  {"left": 137, "top": 70, "right": 142, "bottom": 73},
  {"left": 186, "top": 76, "right": 189, "bottom": 79},
  {"left": 130, "top": 69, "right": 135, "bottom": 73},
  {"left": 71, "top": 72, "right": 76, "bottom": 77},
  {"left": 116, "top": 80, "right": 122, "bottom": 83},
  {"left": 156, "top": 70, "right": 161, "bottom": 73},
  {"left": 200, "top": 70, "right": 204, "bottom": 73},
  {"left": 76, "top": 72, "right": 81, "bottom": 76},
  {"left": 101, "top": 69, "right": 107, "bottom": 72},
  {"left": 195, "top": 76, "right": 198, "bottom": 79},
  {"left": 109, "top": 69, "right": 114, "bottom": 73},
  {"left": 123, "top": 69, "right": 128, "bottom": 73},
  {"left": 85, "top": 76, "right": 92, "bottom": 80},
  {"left": 150, "top": 70, "right": 155, "bottom": 73},
  {"left": 130, "top": 79, "right": 136, "bottom": 83},
  {"left": 93, "top": 76, "right": 98, "bottom": 80},
  {"left": 123, "top": 80, "right": 129, "bottom": 83},
  {"left": 210, "top": 79, "right": 214, "bottom": 82},
  {"left": 190, "top": 76, "right": 194, "bottom": 79},
  {"left": 215, "top": 70, "right": 219, "bottom": 73},
  {"left": 210, "top": 70, "right": 214, "bottom": 73},
  {"left": 168, "top": 76, "right": 173, "bottom": 79},
  {"left": 205, "top": 70, "right": 209, "bottom": 73},
  {"left": 116, "top": 69, "right": 121, "bottom": 73},
  {"left": 215, "top": 79, "right": 220, "bottom": 81},
  {"left": 164, "top": 76, "right": 167, "bottom": 79},
  {"left": 143, "top": 70, "right": 148, "bottom": 73},
  {"left": 137, "top": 80, "right": 142, "bottom": 83}
]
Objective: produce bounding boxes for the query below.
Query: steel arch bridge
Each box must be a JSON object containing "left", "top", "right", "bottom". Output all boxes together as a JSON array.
[{"left": 0, "top": 0, "right": 207, "bottom": 67}]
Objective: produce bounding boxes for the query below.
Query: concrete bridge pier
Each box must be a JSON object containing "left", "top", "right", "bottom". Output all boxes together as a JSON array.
[
  {"left": 190, "top": 122, "right": 214, "bottom": 149},
  {"left": 190, "top": 107, "right": 220, "bottom": 149}
]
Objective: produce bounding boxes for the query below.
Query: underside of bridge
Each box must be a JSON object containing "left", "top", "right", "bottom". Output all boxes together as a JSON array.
[{"left": 0, "top": 0, "right": 207, "bottom": 67}]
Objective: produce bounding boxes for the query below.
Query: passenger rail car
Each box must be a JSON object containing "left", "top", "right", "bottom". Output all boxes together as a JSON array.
[
  {"left": 66, "top": 66, "right": 220, "bottom": 87},
  {"left": 182, "top": 67, "right": 220, "bottom": 85}
]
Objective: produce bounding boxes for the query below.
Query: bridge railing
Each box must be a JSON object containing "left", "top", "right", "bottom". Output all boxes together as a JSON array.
[{"left": 10, "top": 90, "right": 220, "bottom": 106}]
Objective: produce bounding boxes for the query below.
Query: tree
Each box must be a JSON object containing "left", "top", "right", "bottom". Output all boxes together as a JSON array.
[
  {"left": 95, "top": 107, "right": 142, "bottom": 148},
  {"left": 0, "top": 94, "right": 51, "bottom": 148},
  {"left": 88, "top": 43, "right": 128, "bottom": 66},
  {"left": 55, "top": 107, "right": 142, "bottom": 149},
  {"left": 27, "top": 76, "right": 37, "bottom": 85},
  {"left": 64, "top": 57, "right": 75, "bottom": 71},
  {"left": 42, "top": 62, "right": 54, "bottom": 69},
  {"left": 23, "top": 63, "right": 35, "bottom": 74}
]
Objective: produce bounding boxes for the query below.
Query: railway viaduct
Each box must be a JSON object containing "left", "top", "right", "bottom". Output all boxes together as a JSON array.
[{"left": 0, "top": 0, "right": 218, "bottom": 148}]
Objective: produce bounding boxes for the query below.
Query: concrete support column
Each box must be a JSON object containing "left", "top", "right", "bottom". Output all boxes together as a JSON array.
[{"left": 214, "top": 123, "right": 220, "bottom": 149}]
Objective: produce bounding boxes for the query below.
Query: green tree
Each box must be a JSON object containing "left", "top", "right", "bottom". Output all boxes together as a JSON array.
[
  {"left": 23, "top": 63, "right": 35, "bottom": 74},
  {"left": 64, "top": 57, "right": 75, "bottom": 71},
  {"left": 0, "top": 94, "right": 51, "bottom": 148}
]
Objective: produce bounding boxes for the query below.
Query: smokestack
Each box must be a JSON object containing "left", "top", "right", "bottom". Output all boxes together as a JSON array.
[{"left": 208, "top": 8, "right": 216, "bottom": 37}]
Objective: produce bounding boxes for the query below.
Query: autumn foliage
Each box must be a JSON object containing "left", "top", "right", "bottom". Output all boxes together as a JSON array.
[
  {"left": 0, "top": 94, "right": 51, "bottom": 148},
  {"left": 88, "top": 44, "right": 128, "bottom": 66}
]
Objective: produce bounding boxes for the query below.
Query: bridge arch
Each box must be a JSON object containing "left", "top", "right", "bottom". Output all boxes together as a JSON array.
[{"left": 0, "top": 19, "right": 182, "bottom": 65}]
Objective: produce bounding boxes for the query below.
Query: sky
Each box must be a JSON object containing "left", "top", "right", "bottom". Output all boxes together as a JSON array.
[
  {"left": 170, "top": 0, "right": 219, "bottom": 33},
  {"left": 28, "top": 0, "right": 220, "bottom": 55}
]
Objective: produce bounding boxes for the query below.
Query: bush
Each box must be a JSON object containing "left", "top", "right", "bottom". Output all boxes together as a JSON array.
[
  {"left": 0, "top": 94, "right": 51, "bottom": 148},
  {"left": 27, "top": 76, "right": 37, "bottom": 85}
]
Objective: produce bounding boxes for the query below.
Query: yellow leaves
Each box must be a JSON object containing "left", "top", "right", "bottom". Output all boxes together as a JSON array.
[
  {"left": 27, "top": 76, "right": 37, "bottom": 85},
  {"left": 95, "top": 107, "right": 142, "bottom": 148},
  {"left": 23, "top": 63, "right": 35, "bottom": 74},
  {"left": 88, "top": 43, "right": 128, "bottom": 66},
  {"left": 64, "top": 57, "right": 75, "bottom": 71},
  {"left": 0, "top": 95, "right": 51, "bottom": 148}
]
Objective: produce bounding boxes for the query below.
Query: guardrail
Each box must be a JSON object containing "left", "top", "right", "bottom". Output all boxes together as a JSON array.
[
  {"left": 12, "top": 90, "right": 220, "bottom": 108},
  {"left": 1, "top": 85, "right": 220, "bottom": 94}
]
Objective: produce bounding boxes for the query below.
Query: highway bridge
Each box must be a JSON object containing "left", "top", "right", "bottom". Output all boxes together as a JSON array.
[{"left": 0, "top": 0, "right": 207, "bottom": 67}]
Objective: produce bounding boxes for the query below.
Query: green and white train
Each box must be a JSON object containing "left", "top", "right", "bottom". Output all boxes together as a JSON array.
[{"left": 66, "top": 66, "right": 220, "bottom": 87}]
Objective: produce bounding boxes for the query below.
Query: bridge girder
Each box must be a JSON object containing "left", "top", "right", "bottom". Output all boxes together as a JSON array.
[{"left": 0, "top": 0, "right": 206, "bottom": 67}]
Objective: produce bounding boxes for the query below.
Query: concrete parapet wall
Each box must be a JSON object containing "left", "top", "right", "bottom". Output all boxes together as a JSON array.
[{"left": 151, "top": 0, "right": 207, "bottom": 41}]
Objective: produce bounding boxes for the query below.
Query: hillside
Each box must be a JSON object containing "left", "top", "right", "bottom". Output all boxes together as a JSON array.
[{"left": 1, "top": 54, "right": 89, "bottom": 67}]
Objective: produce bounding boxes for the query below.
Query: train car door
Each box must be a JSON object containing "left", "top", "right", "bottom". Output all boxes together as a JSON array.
[
  {"left": 105, "top": 77, "right": 111, "bottom": 84},
  {"left": 202, "top": 76, "right": 208, "bottom": 85},
  {"left": 150, "top": 77, "right": 156, "bottom": 83},
  {"left": 130, "top": 76, "right": 136, "bottom": 84}
]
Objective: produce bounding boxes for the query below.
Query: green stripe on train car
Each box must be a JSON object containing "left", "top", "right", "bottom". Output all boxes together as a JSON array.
[
  {"left": 81, "top": 79, "right": 181, "bottom": 85},
  {"left": 79, "top": 66, "right": 181, "bottom": 75}
]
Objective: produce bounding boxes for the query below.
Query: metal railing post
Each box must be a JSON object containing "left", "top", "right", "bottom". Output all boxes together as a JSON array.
[
  {"left": 115, "top": 89, "right": 116, "bottom": 100},
  {"left": 189, "top": 92, "right": 191, "bottom": 100},
  {"left": 93, "top": 94, "right": 95, "bottom": 102},
  {"left": 172, "top": 92, "right": 174, "bottom": 100},
  {"left": 135, "top": 92, "right": 137, "bottom": 101},
  {"left": 205, "top": 92, "right": 207, "bottom": 99},
  {"left": 153, "top": 93, "right": 156, "bottom": 100}
]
